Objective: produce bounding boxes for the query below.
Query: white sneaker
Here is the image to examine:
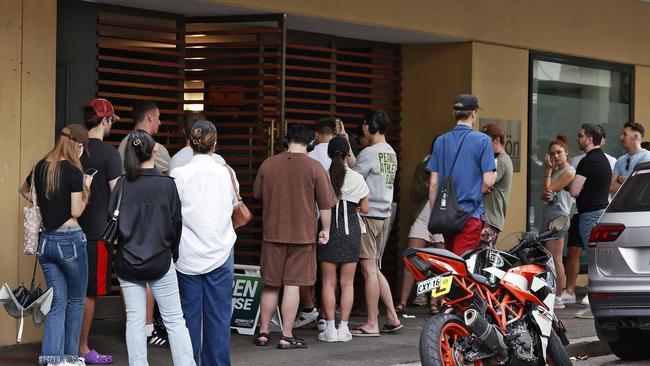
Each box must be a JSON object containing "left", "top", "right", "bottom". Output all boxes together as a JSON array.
[
  {"left": 554, "top": 296, "right": 565, "bottom": 309},
  {"left": 338, "top": 327, "right": 352, "bottom": 342},
  {"left": 318, "top": 327, "right": 339, "bottom": 342},
  {"left": 293, "top": 309, "right": 319, "bottom": 328},
  {"left": 316, "top": 318, "right": 326, "bottom": 331},
  {"left": 581, "top": 295, "right": 590, "bottom": 305},
  {"left": 559, "top": 290, "right": 576, "bottom": 304},
  {"left": 576, "top": 306, "right": 594, "bottom": 319}
]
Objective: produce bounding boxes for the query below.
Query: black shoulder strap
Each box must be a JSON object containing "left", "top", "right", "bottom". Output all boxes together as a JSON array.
[
  {"left": 112, "top": 177, "right": 125, "bottom": 217},
  {"left": 443, "top": 130, "right": 471, "bottom": 175}
]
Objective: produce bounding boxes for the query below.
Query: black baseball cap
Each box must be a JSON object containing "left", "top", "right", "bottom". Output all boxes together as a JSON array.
[{"left": 452, "top": 94, "right": 482, "bottom": 111}]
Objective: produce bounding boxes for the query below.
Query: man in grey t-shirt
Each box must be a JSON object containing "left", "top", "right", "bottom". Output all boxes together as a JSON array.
[
  {"left": 480, "top": 124, "right": 513, "bottom": 246},
  {"left": 351, "top": 110, "right": 402, "bottom": 336}
]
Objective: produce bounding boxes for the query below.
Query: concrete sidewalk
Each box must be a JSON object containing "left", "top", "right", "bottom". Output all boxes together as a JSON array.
[{"left": 0, "top": 295, "right": 601, "bottom": 366}]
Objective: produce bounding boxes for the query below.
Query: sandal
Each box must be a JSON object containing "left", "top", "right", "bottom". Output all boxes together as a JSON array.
[
  {"left": 81, "top": 349, "right": 113, "bottom": 364},
  {"left": 254, "top": 332, "right": 270, "bottom": 346},
  {"left": 430, "top": 304, "right": 442, "bottom": 315},
  {"left": 381, "top": 323, "right": 404, "bottom": 334},
  {"left": 395, "top": 303, "right": 406, "bottom": 314},
  {"left": 277, "top": 335, "right": 307, "bottom": 349}
]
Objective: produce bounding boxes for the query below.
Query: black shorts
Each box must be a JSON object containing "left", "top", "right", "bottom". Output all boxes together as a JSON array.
[
  {"left": 567, "top": 214, "right": 582, "bottom": 248},
  {"left": 87, "top": 240, "right": 112, "bottom": 296}
]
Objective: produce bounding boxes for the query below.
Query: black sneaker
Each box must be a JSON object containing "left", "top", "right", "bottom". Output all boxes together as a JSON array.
[{"left": 147, "top": 329, "right": 169, "bottom": 347}]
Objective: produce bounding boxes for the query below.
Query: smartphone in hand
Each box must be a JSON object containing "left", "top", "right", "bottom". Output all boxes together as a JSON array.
[
  {"left": 335, "top": 118, "right": 343, "bottom": 134},
  {"left": 85, "top": 168, "right": 98, "bottom": 177}
]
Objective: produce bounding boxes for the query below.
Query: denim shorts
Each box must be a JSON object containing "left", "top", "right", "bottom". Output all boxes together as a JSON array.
[{"left": 578, "top": 209, "right": 605, "bottom": 250}]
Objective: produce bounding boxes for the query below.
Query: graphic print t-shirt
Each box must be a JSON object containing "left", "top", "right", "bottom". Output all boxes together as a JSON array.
[{"left": 353, "top": 142, "right": 397, "bottom": 218}]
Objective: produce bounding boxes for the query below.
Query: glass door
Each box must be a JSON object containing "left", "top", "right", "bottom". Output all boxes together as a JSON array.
[{"left": 528, "top": 53, "right": 633, "bottom": 231}]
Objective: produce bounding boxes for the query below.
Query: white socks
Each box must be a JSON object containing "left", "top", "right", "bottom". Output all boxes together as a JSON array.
[
  {"left": 326, "top": 320, "right": 336, "bottom": 331},
  {"left": 339, "top": 320, "right": 349, "bottom": 330},
  {"left": 145, "top": 323, "right": 154, "bottom": 337}
]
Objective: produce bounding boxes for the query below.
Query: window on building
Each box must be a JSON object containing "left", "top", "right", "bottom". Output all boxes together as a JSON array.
[{"left": 528, "top": 53, "right": 633, "bottom": 231}]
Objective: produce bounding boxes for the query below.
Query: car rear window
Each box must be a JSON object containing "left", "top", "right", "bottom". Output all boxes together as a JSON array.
[{"left": 608, "top": 169, "right": 650, "bottom": 212}]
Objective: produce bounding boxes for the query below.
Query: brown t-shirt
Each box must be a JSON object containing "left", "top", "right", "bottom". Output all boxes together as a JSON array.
[{"left": 253, "top": 152, "right": 337, "bottom": 244}]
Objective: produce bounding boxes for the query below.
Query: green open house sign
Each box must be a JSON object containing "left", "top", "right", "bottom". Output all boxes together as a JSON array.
[{"left": 231, "top": 274, "right": 263, "bottom": 335}]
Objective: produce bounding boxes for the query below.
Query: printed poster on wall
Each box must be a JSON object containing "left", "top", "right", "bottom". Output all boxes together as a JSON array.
[{"left": 479, "top": 118, "right": 522, "bottom": 172}]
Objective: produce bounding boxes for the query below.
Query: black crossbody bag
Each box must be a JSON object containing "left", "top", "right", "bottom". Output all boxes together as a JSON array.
[
  {"left": 101, "top": 178, "right": 124, "bottom": 247},
  {"left": 428, "top": 131, "right": 475, "bottom": 235}
]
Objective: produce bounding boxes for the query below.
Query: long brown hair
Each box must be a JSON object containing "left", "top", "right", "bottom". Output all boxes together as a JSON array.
[
  {"left": 327, "top": 136, "right": 350, "bottom": 198},
  {"left": 41, "top": 127, "right": 84, "bottom": 200}
]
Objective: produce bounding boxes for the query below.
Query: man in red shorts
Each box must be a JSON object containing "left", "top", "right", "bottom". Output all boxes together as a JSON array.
[
  {"left": 253, "top": 124, "right": 337, "bottom": 349},
  {"left": 427, "top": 94, "right": 496, "bottom": 255},
  {"left": 78, "top": 98, "right": 122, "bottom": 364}
]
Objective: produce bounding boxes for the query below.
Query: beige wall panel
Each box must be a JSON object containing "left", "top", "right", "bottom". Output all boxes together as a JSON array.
[
  {"left": 16, "top": 0, "right": 57, "bottom": 343},
  {"left": 635, "top": 66, "right": 650, "bottom": 134},
  {"left": 471, "top": 42, "right": 529, "bottom": 240},
  {"left": 217, "top": 0, "right": 650, "bottom": 66},
  {"left": 0, "top": 0, "right": 23, "bottom": 346},
  {"left": 399, "top": 43, "right": 472, "bottom": 244}
]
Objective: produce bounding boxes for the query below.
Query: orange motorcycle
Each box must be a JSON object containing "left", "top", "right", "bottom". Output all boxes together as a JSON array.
[{"left": 404, "top": 216, "right": 571, "bottom": 366}]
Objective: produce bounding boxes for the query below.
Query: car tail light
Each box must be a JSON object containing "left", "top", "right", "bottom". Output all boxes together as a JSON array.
[{"left": 589, "top": 224, "right": 625, "bottom": 247}]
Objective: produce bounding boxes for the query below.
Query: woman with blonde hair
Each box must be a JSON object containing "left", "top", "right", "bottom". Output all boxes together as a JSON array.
[
  {"left": 21, "top": 124, "right": 93, "bottom": 366},
  {"left": 540, "top": 135, "right": 576, "bottom": 310}
]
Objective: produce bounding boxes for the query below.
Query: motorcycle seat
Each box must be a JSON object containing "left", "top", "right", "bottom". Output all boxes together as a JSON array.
[{"left": 414, "top": 247, "right": 466, "bottom": 264}]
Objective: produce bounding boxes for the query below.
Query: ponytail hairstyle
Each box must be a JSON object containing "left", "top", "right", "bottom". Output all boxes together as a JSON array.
[
  {"left": 327, "top": 136, "right": 350, "bottom": 198},
  {"left": 189, "top": 120, "right": 217, "bottom": 154},
  {"left": 124, "top": 130, "right": 156, "bottom": 181},
  {"left": 548, "top": 134, "right": 570, "bottom": 155}
]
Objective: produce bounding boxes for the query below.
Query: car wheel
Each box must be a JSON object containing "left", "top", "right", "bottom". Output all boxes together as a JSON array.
[{"left": 608, "top": 331, "right": 650, "bottom": 360}]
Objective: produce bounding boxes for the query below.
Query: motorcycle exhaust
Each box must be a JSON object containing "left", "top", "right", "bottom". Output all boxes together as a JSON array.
[{"left": 464, "top": 309, "right": 507, "bottom": 358}]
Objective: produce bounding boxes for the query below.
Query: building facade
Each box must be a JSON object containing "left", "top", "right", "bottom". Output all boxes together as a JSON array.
[{"left": 2, "top": 0, "right": 650, "bottom": 345}]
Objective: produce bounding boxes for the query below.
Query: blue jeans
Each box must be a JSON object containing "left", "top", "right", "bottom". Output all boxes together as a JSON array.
[
  {"left": 37, "top": 225, "right": 88, "bottom": 366},
  {"left": 119, "top": 263, "right": 195, "bottom": 366},
  {"left": 177, "top": 254, "right": 234, "bottom": 366},
  {"left": 579, "top": 209, "right": 606, "bottom": 249}
]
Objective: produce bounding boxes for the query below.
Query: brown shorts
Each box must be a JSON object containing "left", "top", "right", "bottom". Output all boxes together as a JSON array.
[
  {"left": 359, "top": 217, "right": 389, "bottom": 260},
  {"left": 260, "top": 241, "right": 317, "bottom": 287}
]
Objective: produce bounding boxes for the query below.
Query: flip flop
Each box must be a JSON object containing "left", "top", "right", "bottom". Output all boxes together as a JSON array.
[
  {"left": 350, "top": 327, "right": 380, "bottom": 337},
  {"left": 81, "top": 349, "right": 113, "bottom": 364},
  {"left": 381, "top": 323, "right": 404, "bottom": 334}
]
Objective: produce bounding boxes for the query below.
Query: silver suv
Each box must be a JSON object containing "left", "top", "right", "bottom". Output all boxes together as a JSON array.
[{"left": 589, "top": 161, "right": 650, "bottom": 361}]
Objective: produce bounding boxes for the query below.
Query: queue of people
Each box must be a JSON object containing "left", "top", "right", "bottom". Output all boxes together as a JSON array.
[{"left": 21, "top": 91, "right": 650, "bottom": 365}]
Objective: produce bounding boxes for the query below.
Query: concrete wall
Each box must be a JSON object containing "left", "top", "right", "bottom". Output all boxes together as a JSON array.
[
  {"left": 0, "top": 0, "right": 57, "bottom": 346},
  {"left": 471, "top": 43, "right": 529, "bottom": 240},
  {"left": 400, "top": 43, "right": 472, "bottom": 242},
  {"left": 635, "top": 65, "right": 650, "bottom": 133},
  {"left": 217, "top": 0, "right": 650, "bottom": 67},
  {"left": 399, "top": 42, "right": 529, "bottom": 246}
]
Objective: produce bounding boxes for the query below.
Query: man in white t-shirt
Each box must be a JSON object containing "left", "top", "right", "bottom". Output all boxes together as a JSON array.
[{"left": 169, "top": 113, "right": 227, "bottom": 173}]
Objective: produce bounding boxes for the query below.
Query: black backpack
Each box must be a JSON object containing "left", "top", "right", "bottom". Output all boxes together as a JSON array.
[{"left": 427, "top": 131, "right": 475, "bottom": 235}]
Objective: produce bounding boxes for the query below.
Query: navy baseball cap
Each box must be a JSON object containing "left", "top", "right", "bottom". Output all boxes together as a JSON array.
[{"left": 452, "top": 94, "right": 482, "bottom": 111}]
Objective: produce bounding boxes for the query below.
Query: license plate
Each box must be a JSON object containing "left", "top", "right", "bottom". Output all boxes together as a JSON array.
[{"left": 416, "top": 276, "right": 452, "bottom": 297}]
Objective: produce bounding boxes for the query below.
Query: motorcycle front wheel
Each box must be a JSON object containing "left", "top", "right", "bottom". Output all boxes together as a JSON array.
[
  {"left": 542, "top": 329, "right": 571, "bottom": 366},
  {"left": 419, "top": 313, "right": 484, "bottom": 366}
]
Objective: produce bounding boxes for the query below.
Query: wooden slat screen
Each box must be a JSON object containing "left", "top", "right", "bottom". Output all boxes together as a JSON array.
[
  {"left": 97, "top": 9, "right": 186, "bottom": 151},
  {"left": 183, "top": 16, "right": 284, "bottom": 265},
  {"left": 95, "top": 8, "right": 403, "bottom": 287}
]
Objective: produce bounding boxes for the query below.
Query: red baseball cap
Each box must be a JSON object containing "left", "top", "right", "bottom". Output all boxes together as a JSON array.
[{"left": 89, "top": 98, "right": 120, "bottom": 120}]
